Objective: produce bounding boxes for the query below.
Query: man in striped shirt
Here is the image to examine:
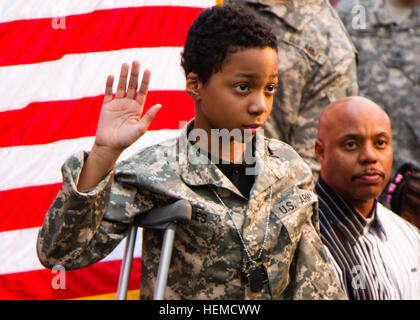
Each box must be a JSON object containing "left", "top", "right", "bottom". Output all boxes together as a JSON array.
[{"left": 314, "top": 96, "right": 420, "bottom": 299}]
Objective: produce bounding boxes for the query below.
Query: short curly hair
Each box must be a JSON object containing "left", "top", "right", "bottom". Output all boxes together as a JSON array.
[{"left": 181, "top": 4, "right": 278, "bottom": 84}]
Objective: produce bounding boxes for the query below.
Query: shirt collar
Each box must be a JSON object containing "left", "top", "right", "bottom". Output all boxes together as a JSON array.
[
  {"left": 241, "top": 0, "right": 324, "bottom": 31},
  {"left": 362, "top": 205, "right": 388, "bottom": 241},
  {"left": 178, "top": 120, "right": 285, "bottom": 199},
  {"left": 316, "top": 177, "right": 388, "bottom": 240}
]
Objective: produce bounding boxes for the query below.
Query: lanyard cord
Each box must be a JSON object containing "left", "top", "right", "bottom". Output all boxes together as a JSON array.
[{"left": 210, "top": 185, "right": 272, "bottom": 265}]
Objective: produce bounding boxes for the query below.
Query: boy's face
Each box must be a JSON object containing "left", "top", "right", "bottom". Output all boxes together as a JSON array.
[{"left": 191, "top": 47, "right": 278, "bottom": 138}]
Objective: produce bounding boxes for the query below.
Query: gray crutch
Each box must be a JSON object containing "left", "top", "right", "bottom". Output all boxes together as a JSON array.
[{"left": 116, "top": 200, "right": 192, "bottom": 300}]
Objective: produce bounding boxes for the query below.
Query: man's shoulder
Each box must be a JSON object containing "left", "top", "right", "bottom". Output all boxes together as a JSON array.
[{"left": 377, "top": 203, "right": 420, "bottom": 236}]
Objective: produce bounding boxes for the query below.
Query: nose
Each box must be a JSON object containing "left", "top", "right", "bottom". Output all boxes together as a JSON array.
[
  {"left": 248, "top": 92, "right": 269, "bottom": 115},
  {"left": 359, "top": 141, "right": 378, "bottom": 164}
]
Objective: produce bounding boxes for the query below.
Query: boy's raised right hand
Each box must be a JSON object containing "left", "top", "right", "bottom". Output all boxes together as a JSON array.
[
  {"left": 77, "top": 61, "right": 161, "bottom": 191},
  {"left": 95, "top": 60, "right": 161, "bottom": 154}
]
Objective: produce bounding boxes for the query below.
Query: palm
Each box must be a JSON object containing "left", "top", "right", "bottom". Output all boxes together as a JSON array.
[{"left": 95, "top": 61, "right": 161, "bottom": 152}]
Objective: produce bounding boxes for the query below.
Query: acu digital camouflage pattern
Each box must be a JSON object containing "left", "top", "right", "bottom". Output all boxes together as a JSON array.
[
  {"left": 335, "top": 0, "right": 420, "bottom": 177},
  {"left": 37, "top": 120, "right": 347, "bottom": 300},
  {"left": 226, "top": 0, "right": 359, "bottom": 175}
]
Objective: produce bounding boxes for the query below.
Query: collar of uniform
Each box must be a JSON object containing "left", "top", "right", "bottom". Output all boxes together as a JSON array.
[
  {"left": 178, "top": 120, "right": 283, "bottom": 199},
  {"left": 178, "top": 120, "right": 245, "bottom": 197},
  {"left": 242, "top": 0, "right": 324, "bottom": 31}
]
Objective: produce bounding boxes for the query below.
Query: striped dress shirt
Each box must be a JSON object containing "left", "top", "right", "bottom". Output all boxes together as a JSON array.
[{"left": 316, "top": 178, "right": 420, "bottom": 300}]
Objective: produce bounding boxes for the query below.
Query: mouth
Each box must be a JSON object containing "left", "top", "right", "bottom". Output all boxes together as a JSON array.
[
  {"left": 242, "top": 123, "right": 264, "bottom": 132},
  {"left": 352, "top": 169, "right": 385, "bottom": 184}
]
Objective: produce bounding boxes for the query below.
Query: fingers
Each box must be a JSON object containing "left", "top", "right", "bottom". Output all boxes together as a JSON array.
[
  {"left": 137, "top": 104, "right": 162, "bottom": 134},
  {"left": 126, "top": 61, "right": 140, "bottom": 99},
  {"left": 116, "top": 63, "right": 129, "bottom": 99},
  {"left": 105, "top": 61, "right": 149, "bottom": 102},
  {"left": 103, "top": 75, "right": 114, "bottom": 104},
  {"left": 136, "top": 69, "right": 151, "bottom": 106}
]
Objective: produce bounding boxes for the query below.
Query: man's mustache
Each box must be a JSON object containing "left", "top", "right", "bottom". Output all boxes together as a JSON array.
[{"left": 351, "top": 168, "right": 385, "bottom": 181}]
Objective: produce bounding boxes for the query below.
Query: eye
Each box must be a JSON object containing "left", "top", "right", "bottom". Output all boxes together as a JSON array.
[
  {"left": 375, "top": 139, "right": 388, "bottom": 148},
  {"left": 344, "top": 140, "right": 358, "bottom": 150},
  {"left": 234, "top": 83, "right": 249, "bottom": 93},
  {"left": 265, "top": 84, "right": 277, "bottom": 94}
]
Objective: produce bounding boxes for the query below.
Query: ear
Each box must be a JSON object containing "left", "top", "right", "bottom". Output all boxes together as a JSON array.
[
  {"left": 185, "top": 72, "right": 202, "bottom": 100},
  {"left": 314, "top": 139, "right": 324, "bottom": 163}
]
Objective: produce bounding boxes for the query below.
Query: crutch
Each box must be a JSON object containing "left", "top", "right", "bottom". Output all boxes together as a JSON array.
[{"left": 116, "top": 200, "right": 192, "bottom": 300}]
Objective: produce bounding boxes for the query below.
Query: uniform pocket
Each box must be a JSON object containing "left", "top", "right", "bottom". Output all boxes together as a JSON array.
[
  {"left": 177, "top": 205, "right": 221, "bottom": 253},
  {"left": 270, "top": 187, "right": 318, "bottom": 244}
]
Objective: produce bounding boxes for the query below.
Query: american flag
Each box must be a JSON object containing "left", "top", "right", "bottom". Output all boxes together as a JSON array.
[{"left": 0, "top": 0, "right": 219, "bottom": 300}]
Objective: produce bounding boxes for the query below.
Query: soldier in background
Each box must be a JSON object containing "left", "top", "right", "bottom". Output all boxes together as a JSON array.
[
  {"left": 226, "top": 0, "right": 359, "bottom": 175},
  {"left": 335, "top": 0, "right": 420, "bottom": 178}
]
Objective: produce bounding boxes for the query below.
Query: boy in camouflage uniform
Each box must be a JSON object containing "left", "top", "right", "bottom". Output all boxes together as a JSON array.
[{"left": 37, "top": 5, "right": 346, "bottom": 300}]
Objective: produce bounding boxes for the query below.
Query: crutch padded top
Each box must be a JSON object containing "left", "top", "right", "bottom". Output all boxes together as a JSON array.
[{"left": 134, "top": 200, "right": 192, "bottom": 229}]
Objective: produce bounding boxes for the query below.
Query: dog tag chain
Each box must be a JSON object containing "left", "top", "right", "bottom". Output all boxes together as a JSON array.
[{"left": 210, "top": 185, "right": 272, "bottom": 293}]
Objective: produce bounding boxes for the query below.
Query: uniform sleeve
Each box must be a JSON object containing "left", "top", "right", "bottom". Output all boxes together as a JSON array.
[
  {"left": 283, "top": 159, "right": 348, "bottom": 299},
  {"left": 285, "top": 211, "right": 349, "bottom": 300},
  {"left": 291, "top": 50, "right": 358, "bottom": 176},
  {"left": 268, "top": 4, "right": 359, "bottom": 176},
  {"left": 36, "top": 151, "right": 154, "bottom": 270}
]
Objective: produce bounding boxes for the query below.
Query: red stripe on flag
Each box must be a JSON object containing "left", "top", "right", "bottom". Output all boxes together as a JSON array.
[
  {"left": 0, "top": 91, "right": 194, "bottom": 148},
  {"left": 0, "top": 184, "right": 61, "bottom": 232},
  {"left": 0, "top": 6, "right": 203, "bottom": 67},
  {"left": 0, "top": 258, "right": 141, "bottom": 300}
]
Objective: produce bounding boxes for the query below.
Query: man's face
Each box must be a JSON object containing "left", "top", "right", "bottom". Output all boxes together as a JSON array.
[
  {"left": 317, "top": 102, "right": 393, "bottom": 206},
  {"left": 192, "top": 47, "right": 278, "bottom": 139}
]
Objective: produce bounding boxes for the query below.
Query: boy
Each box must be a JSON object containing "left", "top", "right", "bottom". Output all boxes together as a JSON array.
[{"left": 37, "top": 5, "right": 345, "bottom": 300}]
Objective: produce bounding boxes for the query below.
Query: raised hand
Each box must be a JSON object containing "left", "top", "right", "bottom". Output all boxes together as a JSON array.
[
  {"left": 94, "top": 61, "right": 161, "bottom": 153},
  {"left": 77, "top": 61, "right": 161, "bottom": 191}
]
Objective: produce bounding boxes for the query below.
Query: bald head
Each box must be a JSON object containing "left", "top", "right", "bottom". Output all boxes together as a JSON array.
[
  {"left": 318, "top": 96, "right": 391, "bottom": 143},
  {"left": 315, "top": 96, "right": 393, "bottom": 217}
]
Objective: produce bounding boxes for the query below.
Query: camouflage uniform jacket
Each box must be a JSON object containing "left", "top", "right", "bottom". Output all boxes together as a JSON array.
[
  {"left": 226, "top": 0, "right": 359, "bottom": 174},
  {"left": 336, "top": 0, "right": 420, "bottom": 177},
  {"left": 37, "top": 121, "right": 347, "bottom": 300}
]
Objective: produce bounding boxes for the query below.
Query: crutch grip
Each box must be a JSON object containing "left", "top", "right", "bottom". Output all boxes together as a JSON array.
[{"left": 116, "top": 200, "right": 192, "bottom": 300}]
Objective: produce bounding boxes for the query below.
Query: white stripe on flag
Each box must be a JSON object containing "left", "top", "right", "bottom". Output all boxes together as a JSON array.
[
  {"left": 0, "top": 0, "right": 217, "bottom": 23},
  {"left": 0, "top": 227, "right": 143, "bottom": 275},
  {"left": 0, "top": 47, "right": 185, "bottom": 112},
  {"left": 0, "top": 129, "right": 181, "bottom": 191}
]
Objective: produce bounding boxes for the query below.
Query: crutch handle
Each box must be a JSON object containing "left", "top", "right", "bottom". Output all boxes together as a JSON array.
[
  {"left": 134, "top": 200, "right": 192, "bottom": 229},
  {"left": 116, "top": 200, "right": 192, "bottom": 300}
]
